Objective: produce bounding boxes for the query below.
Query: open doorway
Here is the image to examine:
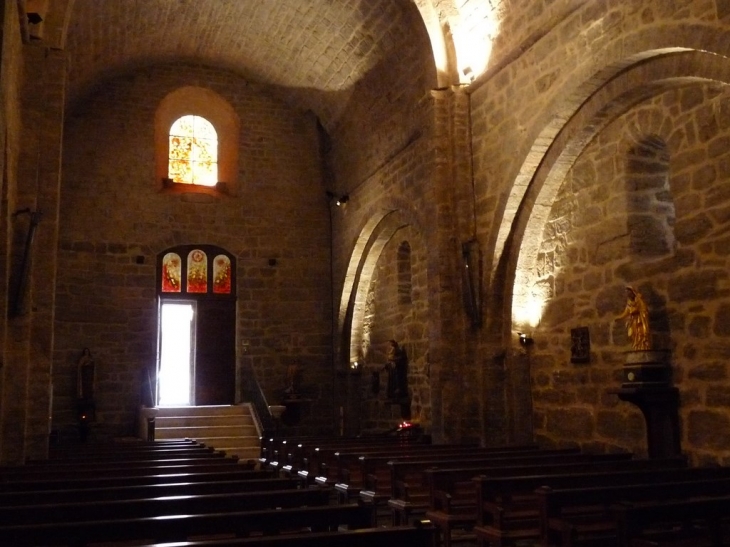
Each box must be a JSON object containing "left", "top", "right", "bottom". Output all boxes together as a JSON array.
[
  {"left": 156, "top": 245, "right": 237, "bottom": 407},
  {"left": 158, "top": 301, "right": 195, "bottom": 406}
]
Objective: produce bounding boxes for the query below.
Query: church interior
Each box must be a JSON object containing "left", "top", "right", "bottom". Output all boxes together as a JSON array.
[
  {"left": 2, "top": 0, "right": 730, "bottom": 473},
  {"left": 6, "top": 1, "right": 730, "bottom": 545},
  {"left": 0, "top": 0, "right": 730, "bottom": 463}
]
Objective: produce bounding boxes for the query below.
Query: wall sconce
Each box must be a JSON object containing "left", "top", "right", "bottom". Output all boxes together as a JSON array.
[
  {"left": 349, "top": 360, "right": 361, "bottom": 373},
  {"left": 325, "top": 191, "right": 349, "bottom": 207},
  {"left": 519, "top": 333, "right": 534, "bottom": 346}
]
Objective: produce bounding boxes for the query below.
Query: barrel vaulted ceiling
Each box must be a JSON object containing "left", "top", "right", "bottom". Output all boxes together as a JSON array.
[
  {"left": 51, "top": 0, "right": 428, "bottom": 129},
  {"left": 29, "top": 0, "right": 503, "bottom": 129}
]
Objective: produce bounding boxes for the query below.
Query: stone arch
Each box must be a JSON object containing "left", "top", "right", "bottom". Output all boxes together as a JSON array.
[
  {"left": 496, "top": 48, "right": 730, "bottom": 336},
  {"left": 411, "top": 0, "right": 457, "bottom": 87},
  {"left": 493, "top": 19, "right": 730, "bottom": 276},
  {"left": 336, "top": 207, "right": 431, "bottom": 368},
  {"left": 337, "top": 211, "right": 409, "bottom": 365}
]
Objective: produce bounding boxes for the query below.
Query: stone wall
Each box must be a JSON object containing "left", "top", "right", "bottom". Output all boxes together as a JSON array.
[
  {"left": 531, "top": 85, "right": 730, "bottom": 463},
  {"left": 465, "top": 0, "right": 730, "bottom": 455},
  {"left": 56, "top": 62, "right": 332, "bottom": 440}
]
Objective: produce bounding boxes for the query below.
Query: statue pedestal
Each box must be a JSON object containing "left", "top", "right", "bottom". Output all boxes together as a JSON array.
[
  {"left": 621, "top": 349, "right": 671, "bottom": 388},
  {"left": 612, "top": 386, "right": 681, "bottom": 459},
  {"left": 611, "top": 350, "right": 680, "bottom": 459}
]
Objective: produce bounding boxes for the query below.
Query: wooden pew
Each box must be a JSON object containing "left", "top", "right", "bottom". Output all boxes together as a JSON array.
[
  {"left": 0, "top": 459, "right": 248, "bottom": 483},
  {"left": 283, "top": 436, "right": 435, "bottom": 480},
  {"left": 316, "top": 443, "right": 496, "bottom": 492},
  {"left": 0, "top": 486, "right": 332, "bottom": 526},
  {"left": 353, "top": 444, "right": 543, "bottom": 490},
  {"left": 282, "top": 436, "right": 440, "bottom": 479},
  {"left": 538, "top": 476, "right": 730, "bottom": 547},
  {"left": 0, "top": 503, "right": 378, "bottom": 546},
  {"left": 19, "top": 452, "right": 236, "bottom": 470},
  {"left": 354, "top": 448, "right": 584, "bottom": 512},
  {"left": 49, "top": 438, "right": 200, "bottom": 453},
  {"left": 472, "top": 465, "right": 730, "bottom": 547},
  {"left": 385, "top": 452, "right": 634, "bottom": 527},
  {"left": 37, "top": 445, "right": 222, "bottom": 462},
  {"left": 424, "top": 457, "right": 687, "bottom": 547},
  {"left": 46, "top": 440, "right": 205, "bottom": 459},
  {"left": 263, "top": 434, "right": 424, "bottom": 469},
  {"left": 0, "top": 467, "right": 276, "bottom": 492},
  {"left": 613, "top": 495, "right": 730, "bottom": 547},
  {"left": 0, "top": 476, "right": 301, "bottom": 506},
  {"left": 135, "top": 520, "right": 439, "bottom": 547}
]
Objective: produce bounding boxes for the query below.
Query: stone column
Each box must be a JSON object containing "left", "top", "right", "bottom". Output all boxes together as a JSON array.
[
  {"left": 2, "top": 45, "right": 66, "bottom": 462},
  {"left": 429, "top": 86, "right": 481, "bottom": 443},
  {"left": 0, "top": 0, "right": 28, "bottom": 464}
]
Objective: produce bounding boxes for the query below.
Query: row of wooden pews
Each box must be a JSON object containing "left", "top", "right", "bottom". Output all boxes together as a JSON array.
[
  {"left": 285, "top": 433, "right": 730, "bottom": 547},
  {"left": 12, "top": 434, "right": 730, "bottom": 547},
  {"left": 0, "top": 437, "right": 437, "bottom": 546},
  {"left": 263, "top": 433, "right": 730, "bottom": 547}
]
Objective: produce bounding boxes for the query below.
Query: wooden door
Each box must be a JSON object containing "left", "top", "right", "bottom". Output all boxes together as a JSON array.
[{"left": 194, "top": 299, "right": 236, "bottom": 405}]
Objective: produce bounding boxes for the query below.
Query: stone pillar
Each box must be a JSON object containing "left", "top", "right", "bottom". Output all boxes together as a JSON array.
[
  {"left": 0, "top": 0, "right": 28, "bottom": 464},
  {"left": 1, "top": 45, "right": 66, "bottom": 462},
  {"left": 429, "top": 86, "right": 482, "bottom": 443}
]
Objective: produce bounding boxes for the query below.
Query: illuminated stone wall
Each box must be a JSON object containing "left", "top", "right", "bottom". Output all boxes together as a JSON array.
[{"left": 530, "top": 86, "right": 730, "bottom": 463}]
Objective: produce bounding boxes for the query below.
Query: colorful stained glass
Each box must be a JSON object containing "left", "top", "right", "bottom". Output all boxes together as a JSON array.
[
  {"left": 169, "top": 115, "right": 218, "bottom": 187},
  {"left": 161, "top": 253, "right": 182, "bottom": 292},
  {"left": 213, "top": 255, "right": 232, "bottom": 294},
  {"left": 187, "top": 249, "right": 208, "bottom": 293}
]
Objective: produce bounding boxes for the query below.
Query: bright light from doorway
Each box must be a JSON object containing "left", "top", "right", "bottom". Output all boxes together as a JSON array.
[{"left": 158, "top": 302, "right": 194, "bottom": 406}]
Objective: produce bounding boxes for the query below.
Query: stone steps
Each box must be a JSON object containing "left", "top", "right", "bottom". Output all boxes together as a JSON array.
[{"left": 140, "top": 404, "right": 261, "bottom": 464}]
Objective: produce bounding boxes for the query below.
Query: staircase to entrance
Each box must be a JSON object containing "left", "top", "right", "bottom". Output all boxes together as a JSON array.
[{"left": 139, "top": 404, "right": 261, "bottom": 463}]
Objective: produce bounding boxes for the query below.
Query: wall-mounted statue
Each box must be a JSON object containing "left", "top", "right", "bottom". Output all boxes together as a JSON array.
[
  {"left": 618, "top": 286, "right": 651, "bottom": 350},
  {"left": 284, "top": 361, "right": 302, "bottom": 398},
  {"left": 77, "top": 348, "right": 96, "bottom": 401},
  {"left": 385, "top": 340, "right": 408, "bottom": 400}
]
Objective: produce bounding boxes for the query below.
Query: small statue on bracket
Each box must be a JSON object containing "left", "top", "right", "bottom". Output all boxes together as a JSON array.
[
  {"left": 77, "top": 348, "right": 96, "bottom": 400},
  {"left": 284, "top": 361, "right": 302, "bottom": 399},
  {"left": 618, "top": 286, "right": 651, "bottom": 350}
]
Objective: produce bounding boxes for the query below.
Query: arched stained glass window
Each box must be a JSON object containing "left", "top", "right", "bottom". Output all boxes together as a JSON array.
[
  {"left": 213, "top": 255, "right": 232, "bottom": 294},
  {"left": 169, "top": 115, "right": 218, "bottom": 186},
  {"left": 157, "top": 246, "right": 235, "bottom": 296},
  {"left": 187, "top": 249, "right": 208, "bottom": 293},
  {"left": 161, "top": 253, "right": 182, "bottom": 293}
]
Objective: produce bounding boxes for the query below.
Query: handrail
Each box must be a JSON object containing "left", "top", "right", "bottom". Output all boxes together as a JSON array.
[{"left": 241, "top": 360, "right": 276, "bottom": 438}]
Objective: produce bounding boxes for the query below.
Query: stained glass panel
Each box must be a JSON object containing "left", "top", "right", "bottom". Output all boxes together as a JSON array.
[
  {"left": 169, "top": 115, "right": 218, "bottom": 187},
  {"left": 187, "top": 249, "right": 208, "bottom": 293},
  {"left": 161, "top": 253, "right": 182, "bottom": 292},
  {"left": 213, "top": 255, "right": 232, "bottom": 294}
]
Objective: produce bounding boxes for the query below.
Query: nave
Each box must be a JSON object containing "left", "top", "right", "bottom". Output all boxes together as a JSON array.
[{"left": 2, "top": 434, "right": 730, "bottom": 547}]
